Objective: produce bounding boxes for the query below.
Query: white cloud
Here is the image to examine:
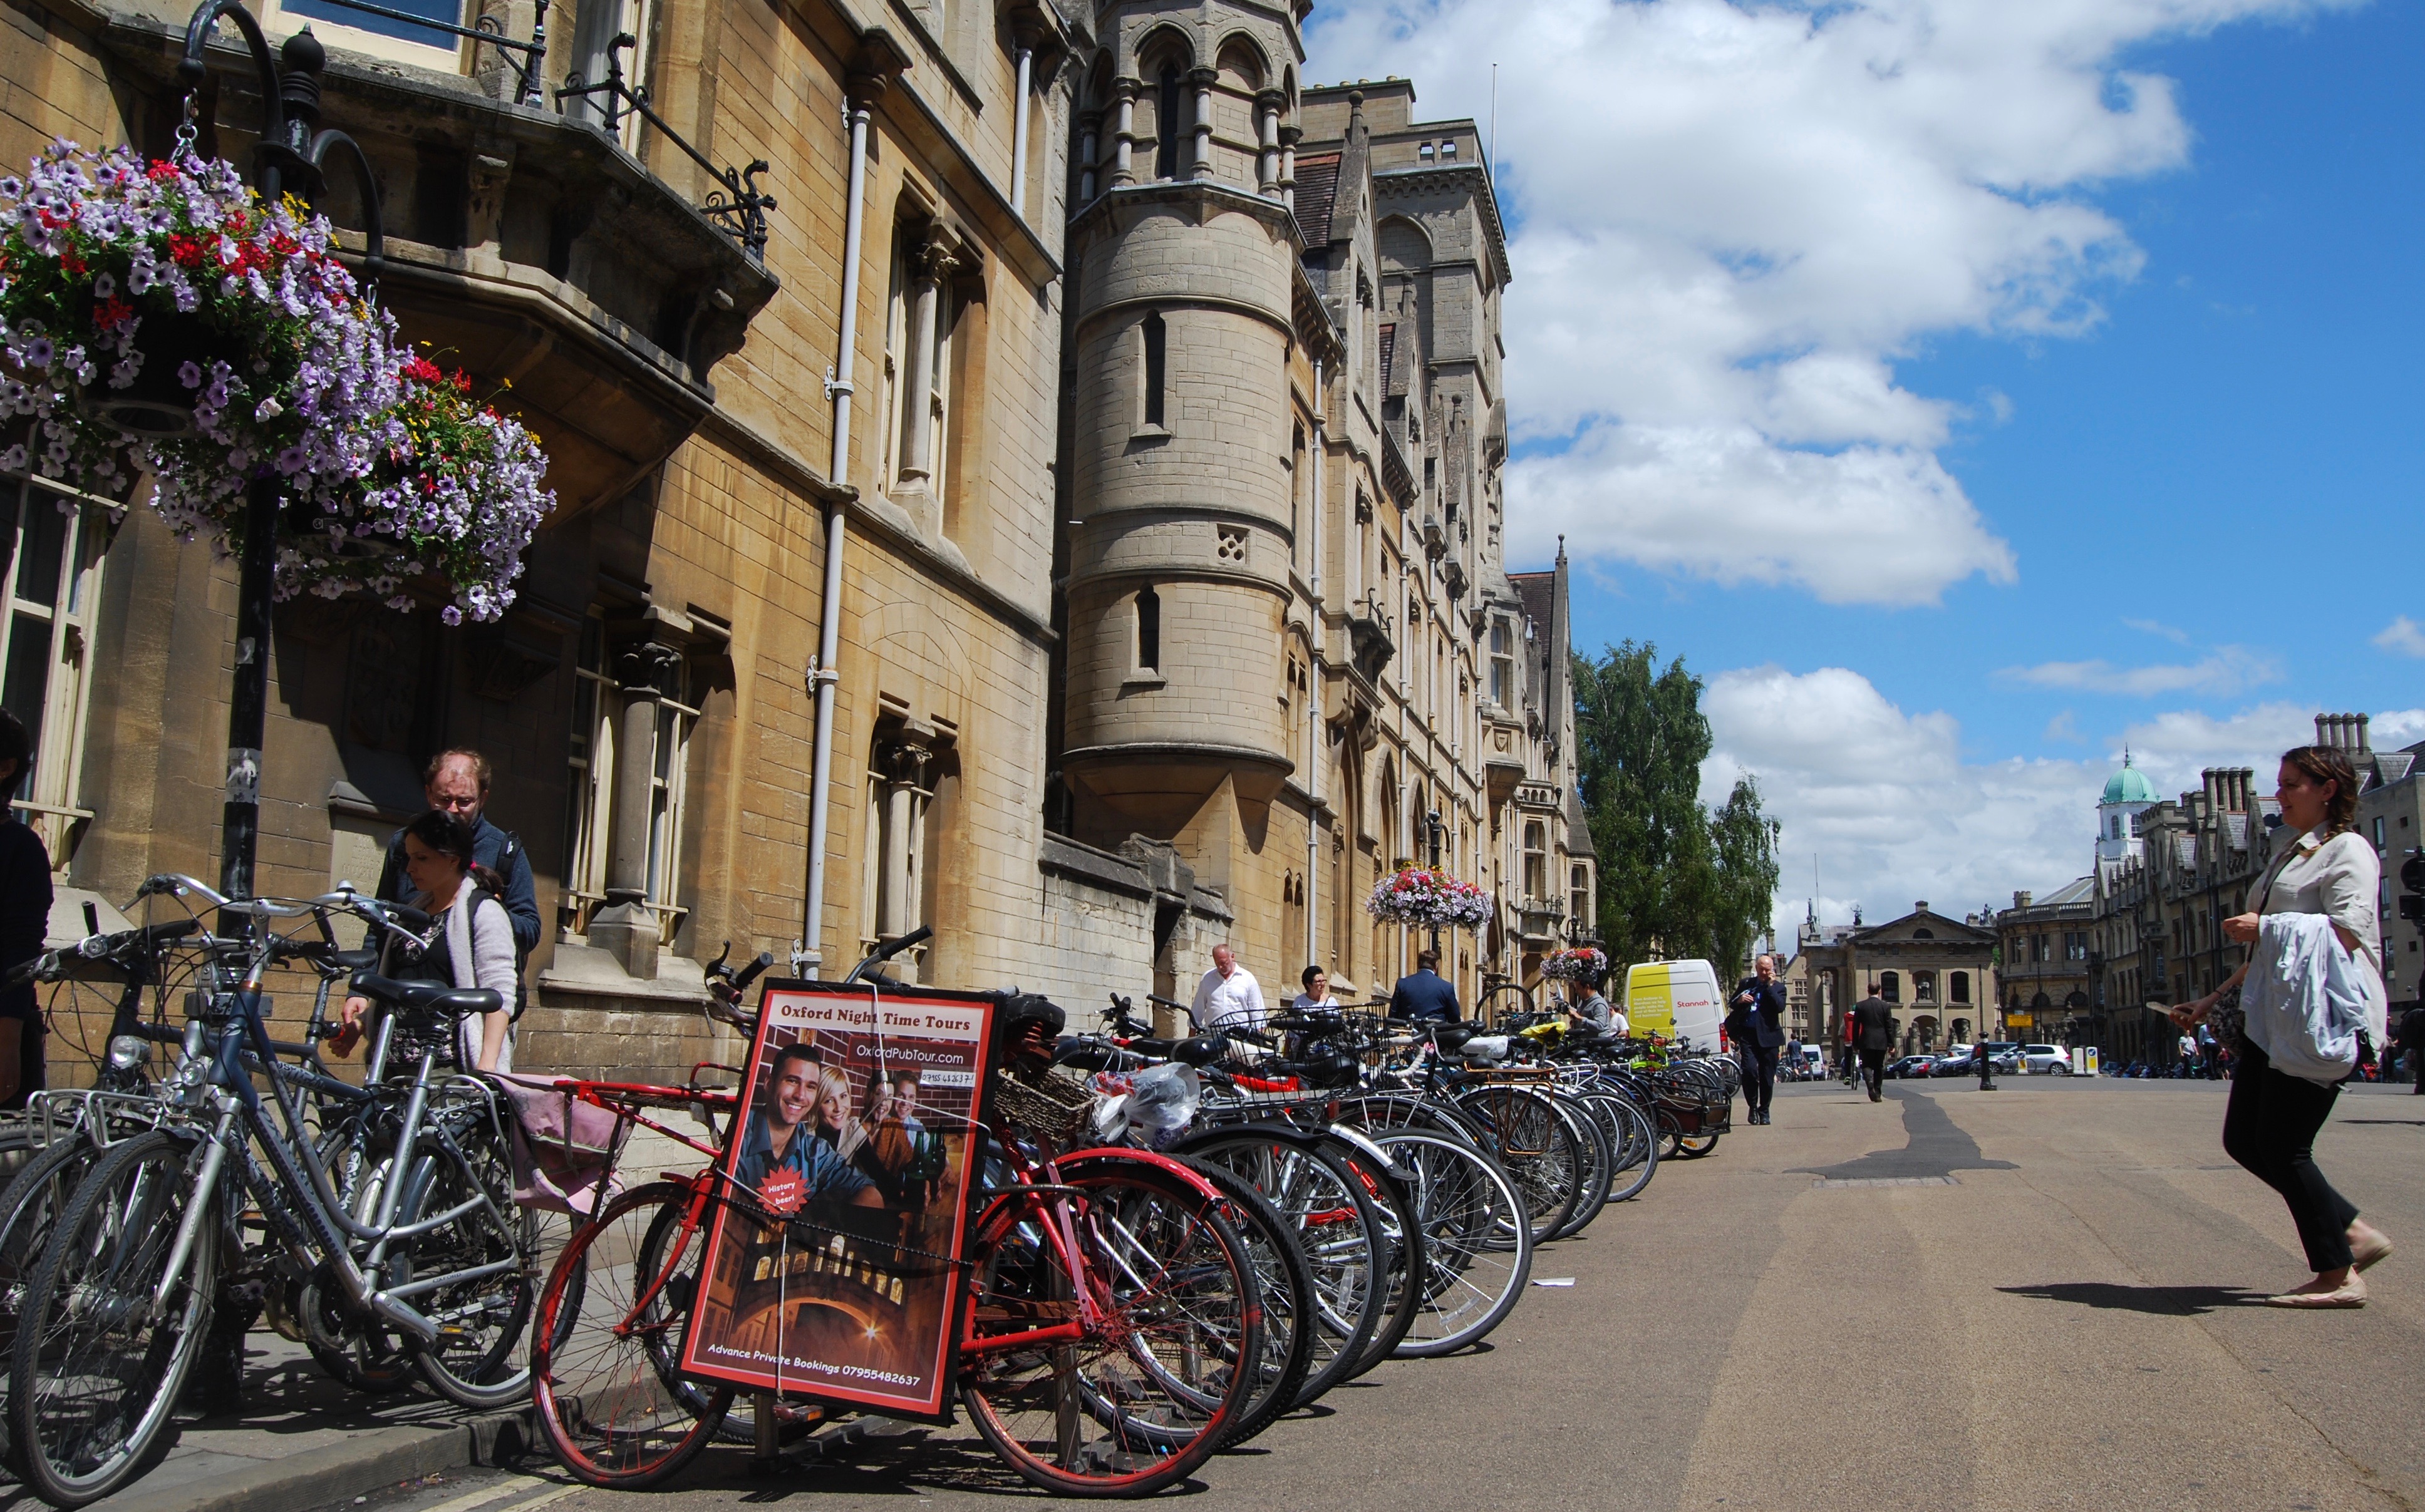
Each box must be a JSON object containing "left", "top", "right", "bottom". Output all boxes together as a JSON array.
[
  {"left": 1308, "top": 0, "right": 2356, "bottom": 604},
  {"left": 2124, "top": 618, "right": 2193, "bottom": 645},
  {"left": 2043, "top": 709, "right": 2084, "bottom": 744},
  {"left": 1996, "top": 645, "right": 2282, "bottom": 696},
  {"left": 1700, "top": 666, "right": 2421, "bottom": 937},
  {"left": 2374, "top": 615, "right": 2425, "bottom": 658}
]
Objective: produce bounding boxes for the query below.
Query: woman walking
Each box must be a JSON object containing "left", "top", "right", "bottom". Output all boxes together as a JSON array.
[{"left": 2171, "top": 744, "right": 2390, "bottom": 1307}]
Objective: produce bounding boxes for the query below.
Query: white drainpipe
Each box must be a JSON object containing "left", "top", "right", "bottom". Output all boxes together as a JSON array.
[
  {"left": 1010, "top": 41, "right": 1034, "bottom": 218},
  {"left": 804, "top": 93, "right": 874, "bottom": 967},
  {"left": 1306, "top": 358, "right": 1324, "bottom": 972}
]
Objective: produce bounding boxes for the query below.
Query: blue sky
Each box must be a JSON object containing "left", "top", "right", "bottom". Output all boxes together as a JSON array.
[{"left": 1310, "top": 0, "right": 2422, "bottom": 924}]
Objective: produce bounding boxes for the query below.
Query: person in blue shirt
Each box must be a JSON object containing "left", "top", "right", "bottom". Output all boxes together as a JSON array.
[
  {"left": 734, "top": 1042, "right": 879, "bottom": 1211},
  {"left": 375, "top": 749, "right": 541, "bottom": 958},
  {"left": 1388, "top": 949, "right": 1462, "bottom": 1023}
]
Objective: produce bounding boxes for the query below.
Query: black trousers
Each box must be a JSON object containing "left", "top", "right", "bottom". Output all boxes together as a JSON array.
[
  {"left": 2222, "top": 1039, "right": 2358, "bottom": 1273},
  {"left": 1859, "top": 1047, "right": 1886, "bottom": 1098},
  {"left": 1739, "top": 1042, "right": 1779, "bottom": 1114}
]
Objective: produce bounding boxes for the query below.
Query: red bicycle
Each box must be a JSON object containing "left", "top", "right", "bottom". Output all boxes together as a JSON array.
[{"left": 527, "top": 936, "right": 1263, "bottom": 1497}]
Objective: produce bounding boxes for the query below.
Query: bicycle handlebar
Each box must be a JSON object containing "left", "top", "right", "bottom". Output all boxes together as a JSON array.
[{"left": 844, "top": 925, "right": 933, "bottom": 984}]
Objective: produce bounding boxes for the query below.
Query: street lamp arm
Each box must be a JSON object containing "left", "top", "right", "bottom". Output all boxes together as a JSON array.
[
  {"left": 307, "top": 128, "right": 385, "bottom": 282},
  {"left": 178, "top": 0, "right": 288, "bottom": 138}
]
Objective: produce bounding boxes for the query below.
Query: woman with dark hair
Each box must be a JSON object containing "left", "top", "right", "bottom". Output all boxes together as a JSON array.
[
  {"left": 2172, "top": 744, "right": 2390, "bottom": 1307},
  {"left": 0, "top": 709, "right": 49, "bottom": 1109},
  {"left": 339, "top": 809, "right": 518, "bottom": 1073}
]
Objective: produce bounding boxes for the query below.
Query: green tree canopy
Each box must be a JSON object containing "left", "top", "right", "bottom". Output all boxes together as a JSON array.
[{"left": 1573, "top": 642, "right": 1780, "bottom": 976}]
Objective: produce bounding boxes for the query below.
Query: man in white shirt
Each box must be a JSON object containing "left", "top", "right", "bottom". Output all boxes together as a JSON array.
[{"left": 1190, "top": 944, "right": 1267, "bottom": 1036}]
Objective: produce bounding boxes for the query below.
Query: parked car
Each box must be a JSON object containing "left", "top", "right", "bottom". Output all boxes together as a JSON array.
[
  {"left": 2020, "top": 1044, "right": 2072, "bottom": 1074},
  {"left": 1886, "top": 1054, "right": 1934, "bottom": 1079},
  {"left": 1930, "top": 1047, "right": 1977, "bottom": 1076}
]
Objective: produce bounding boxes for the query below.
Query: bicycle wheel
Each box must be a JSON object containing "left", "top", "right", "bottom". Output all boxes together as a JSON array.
[
  {"left": 961, "top": 1160, "right": 1259, "bottom": 1497},
  {"left": 1543, "top": 1094, "right": 1614, "bottom": 1242},
  {"left": 1367, "top": 1129, "right": 1531, "bottom": 1357},
  {"left": 531, "top": 1181, "right": 732, "bottom": 1489},
  {"left": 1164, "top": 1153, "right": 1313, "bottom": 1444},
  {"left": 1452, "top": 1086, "right": 1580, "bottom": 1245},
  {"left": 1580, "top": 1091, "right": 1658, "bottom": 1203},
  {"left": 396, "top": 1109, "right": 556, "bottom": 1410},
  {"left": 0, "top": 1129, "right": 110, "bottom": 1471},
  {"left": 1178, "top": 1132, "right": 1384, "bottom": 1411},
  {"left": 12, "top": 1128, "right": 219, "bottom": 1508},
  {"left": 1326, "top": 1137, "right": 1425, "bottom": 1380}
]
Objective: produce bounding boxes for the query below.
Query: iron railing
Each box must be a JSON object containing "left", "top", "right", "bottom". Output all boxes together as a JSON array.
[
  {"left": 282, "top": 6, "right": 772, "bottom": 260},
  {"left": 559, "top": 33, "right": 773, "bottom": 260}
]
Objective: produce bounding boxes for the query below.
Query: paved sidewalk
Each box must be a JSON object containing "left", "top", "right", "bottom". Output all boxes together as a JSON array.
[{"left": 0, "top": 1119, "right": 714, "bottom": 1512}]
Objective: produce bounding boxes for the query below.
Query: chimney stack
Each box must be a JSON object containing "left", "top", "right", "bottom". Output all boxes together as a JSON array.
[{"left": 2014, "top": 890, "right": 2032, "bottom": 909}]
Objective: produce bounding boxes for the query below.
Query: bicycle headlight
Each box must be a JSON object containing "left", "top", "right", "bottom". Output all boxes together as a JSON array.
[{"left": 106, "top": 1034, "right": 150, "bottom": 1072}]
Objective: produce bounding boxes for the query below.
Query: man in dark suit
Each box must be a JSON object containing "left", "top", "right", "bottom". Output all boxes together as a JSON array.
[
  {"left": 1728, "top": 955, "right": 1787, "bottom": 1124},
  {"left": 1388, "top": 949, "right": 1462, "bottom": 1024},
  {"left": 1850, "top": 994, "right": 1896, "bottom": 1102}
]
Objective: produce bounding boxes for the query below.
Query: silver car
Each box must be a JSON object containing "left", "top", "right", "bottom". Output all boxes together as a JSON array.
[{"left": 2020, "top": 1044, "right": 2072, "bottom": 1074}]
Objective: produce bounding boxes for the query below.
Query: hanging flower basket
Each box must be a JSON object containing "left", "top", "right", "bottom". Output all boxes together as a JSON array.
[
  {"left": 1365, "top": 867, "right": 1494, "bottom": 930},
  {"left": 1541, "top": 946, "right": 1608, "bottom": 984},
  {"left": 284, "top": 352, "right": 555, "bottom": 624},
  {"left": 0, "top": 140, "right": 551, "bottom": 622}
]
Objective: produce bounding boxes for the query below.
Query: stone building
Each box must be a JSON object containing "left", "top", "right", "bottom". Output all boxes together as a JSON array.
[
  {"left": 2089, "top": 764, "right": 2269, "bottom": 1066},
  {"left": 1045, "top": 47, "right": 1585, "bottom": 1017},
  {"left": 1799, "top": 902, "right": 1999, "bottom": 1058},
  {"left": 1993, "top": 877, "right": 2094, "bottom": 1046},
  {"left": 6, "top": 0, "right": 1099, "bottom": 1079},
  {"left": 2352, "top": 724, "right": 2424, "bottom": 1012},
  {"left": 1, "top": 0, "right": 1581, "bottom": 1075}
]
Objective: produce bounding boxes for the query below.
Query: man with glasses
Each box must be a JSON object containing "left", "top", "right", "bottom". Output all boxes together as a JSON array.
[{"left": 376, "top": 748, "right": 542, "bottom": 957}]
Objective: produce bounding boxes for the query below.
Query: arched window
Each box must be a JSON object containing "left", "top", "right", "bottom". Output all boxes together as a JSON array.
[
  {"left": 1141, "top": 311, "right": 1166, "bottom": 427},
  {"left": 1135, "top": 584, "right": 1161, "bottom": 672},
  {"left": 1157, "top": 64, "right": 1183, "bottom": 178}
]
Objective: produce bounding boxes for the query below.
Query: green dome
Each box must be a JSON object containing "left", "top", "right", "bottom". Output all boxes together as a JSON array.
[{"left": 2102, "top": 758, "right": 2157, "bottom": 806}]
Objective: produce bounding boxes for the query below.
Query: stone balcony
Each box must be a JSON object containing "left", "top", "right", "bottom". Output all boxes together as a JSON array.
[{"left": 100, "top": 6, "right": 782, "bottom": 527}]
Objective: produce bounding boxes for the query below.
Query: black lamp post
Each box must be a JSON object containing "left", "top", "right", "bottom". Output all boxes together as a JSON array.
[{"left": 173, "top": 3, "right": 384, "bottom": 902}]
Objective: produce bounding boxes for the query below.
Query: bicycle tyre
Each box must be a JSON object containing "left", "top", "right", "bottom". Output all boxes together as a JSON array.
[
  {"left": 1451, "top": 1085, "right": 1580, "bottom": 1245},
  {"left": 1543, "top": 1094, "right": 1614, "bottom": 1242},
  {"left": 530, "top": 1181, "right": 732, "bottom": 1489},
  {"left": 11, "top": 1128, "right": 219, "bottom": 1508},
  {"left": 0, "top": 1129, "right": 110, "bottom": 1473},
  {"left": 396, "top": 1114, "right": 549, "bottom": 1410},
  {"left": 959, "top": 1158, "right": 1259, "bottom": 1497},
  {"left": 1176, "top": 1132, "right": 1384, "bottom": 1412},
  {"left": 1367, "top": 1129, "right": 1531, "bottom": 1358},
  {"left": 1332, "top": 1138, "right": 1424, "bottom": 1380},
  {"left": 1580, "top": 1091, "right": 1658, "bottom": 1202},
  {"left": 1164, "top": 1152, "right": 1315, "bottom": 1444}
]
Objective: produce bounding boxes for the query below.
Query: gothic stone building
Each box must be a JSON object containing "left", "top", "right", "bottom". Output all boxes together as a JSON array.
[
  {"left": 1798, "top": 903, "right": 2000, "bottom": 1059},
  {"left": 1043, "top": 39, "right": 1586, "bottom": 1017},
  {"left": 4, "top": 0, "right": 1583, "bottom": 1079}
]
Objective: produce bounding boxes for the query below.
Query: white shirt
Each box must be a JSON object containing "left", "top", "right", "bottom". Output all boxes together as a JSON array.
[
  {"left": 2258, "top": 825, "right": 2387, "bottom": 1042},
  {"left": 1191, "top": 964, "right": 1267, "bottom": 1034}
]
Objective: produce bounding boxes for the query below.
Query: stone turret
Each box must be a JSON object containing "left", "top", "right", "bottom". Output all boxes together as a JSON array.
[{"left": 1057, "top": 3, "right": 1310, "bottom": 890}]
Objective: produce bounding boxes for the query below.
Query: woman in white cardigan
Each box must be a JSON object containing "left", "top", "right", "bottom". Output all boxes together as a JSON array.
[
  {"left": 2172, "top": 744, "right": 2390, "bottom": 1307},
  {"left": 339, "top": 810, "right": 518, "bottom": 1074}
]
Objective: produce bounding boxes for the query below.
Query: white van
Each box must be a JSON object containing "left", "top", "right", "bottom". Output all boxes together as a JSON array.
[{"left": 1623, "top": 960, "right": 1726, "bottom": 1053}]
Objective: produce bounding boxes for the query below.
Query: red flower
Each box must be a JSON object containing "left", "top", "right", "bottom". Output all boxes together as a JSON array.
[
  {"left": 93, "top": 296, "right": 133, "bottom": 330},
  {"left": 167, "top": 234, "right": 204, "bottom": 268},
  {"left": 451, "top": 369, "right": 472, "bottom": 394},
  {"left": 59, "top": 248, "right": 85, "bottom": 275},
  {"left": 146, "top": 160, "right": 178, "bottom": 183},
  {"left": 268, "top": 233, "right": 301, "bottom": 259},
  {"left": 400, "top": 354, "right": 444, "bottom": 384}
]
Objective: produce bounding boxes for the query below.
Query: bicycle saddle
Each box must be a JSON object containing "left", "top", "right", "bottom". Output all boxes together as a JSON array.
[{"left": 351, "top": 972, "right": 504, "bottom": 1019}]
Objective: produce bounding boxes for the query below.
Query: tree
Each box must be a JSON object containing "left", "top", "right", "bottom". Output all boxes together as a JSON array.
[{"left": 1572, "top": 642, "right": 1780, "bottom": 975}]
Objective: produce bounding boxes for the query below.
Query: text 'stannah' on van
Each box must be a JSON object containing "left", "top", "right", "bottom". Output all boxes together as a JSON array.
[{"left": 1622, "top": 960, "right": 1724, "bottom": 1053}]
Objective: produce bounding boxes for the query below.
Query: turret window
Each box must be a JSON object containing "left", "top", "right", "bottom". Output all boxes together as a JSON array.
[
  {"left": 1135, "top": 584, "right": 1161, "bottom": 673},
  {"left": 1157, "top": 65, "right": 1183, "bottom": 179},
  {"left": 1142, "top": 311, "right": 1167, "bottom": 428}
]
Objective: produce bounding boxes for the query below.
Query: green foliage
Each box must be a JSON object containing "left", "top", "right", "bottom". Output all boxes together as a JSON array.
[{"left": 1572, "top": 641, "right": 1780, "bottom": 976}]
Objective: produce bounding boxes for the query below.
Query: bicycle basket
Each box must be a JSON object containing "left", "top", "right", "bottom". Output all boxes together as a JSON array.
[{"left": 988, "top": 1063, "right": 1096, "bottom": 1145}]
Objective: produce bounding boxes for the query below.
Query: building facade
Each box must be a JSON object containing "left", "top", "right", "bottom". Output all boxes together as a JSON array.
[
  {"left": 2355, "top": 731, "right": 2424, "bottom": 1013},
  {"left": 1799, "top": 902, "right": 2000, "bottom": 1059},
  {"left": 1993, "top": 878, "right": 2095, "bottom": 1046},
  {"left": 3, "top": 0, "right": 1581, "bottom": 1076},
  {"left": 1046, "top": 51, "right": 1585, "bottom": 1018}
]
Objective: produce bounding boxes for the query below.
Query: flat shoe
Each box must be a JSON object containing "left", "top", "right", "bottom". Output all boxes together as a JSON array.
[
  {"left": 2350, "top": 1231, "right": 2394, "bottom": 1273},
  {"left": 2265, "top": 1281, "right": 2367, "bottom": 1309}
]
